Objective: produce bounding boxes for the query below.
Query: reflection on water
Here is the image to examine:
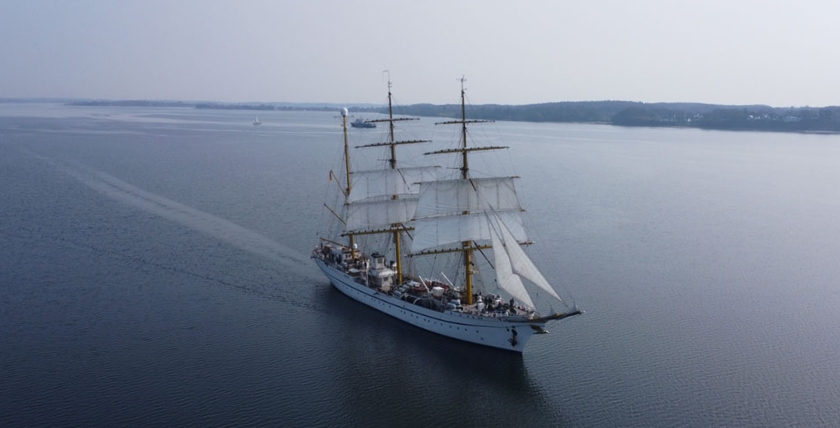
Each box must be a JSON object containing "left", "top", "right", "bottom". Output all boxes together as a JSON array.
[{"left": 321, "top": 287, "right": 562, "bottom": 427}]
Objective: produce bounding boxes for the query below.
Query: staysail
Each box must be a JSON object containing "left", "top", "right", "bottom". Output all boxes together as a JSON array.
[
  {"left": 493, "top": 213, "right": 563, "bottom": 302},
  {"left": 489, "top": 221, "right": 536, "bottom": 308}
]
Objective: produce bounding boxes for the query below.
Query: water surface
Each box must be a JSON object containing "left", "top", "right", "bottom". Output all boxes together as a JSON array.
[{"left": 1, "top": 104, "right": 839, "bottom": 427}]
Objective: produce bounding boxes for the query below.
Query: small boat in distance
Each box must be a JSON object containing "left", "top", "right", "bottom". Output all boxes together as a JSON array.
[
  {"left": 350, "top": 118, "right": 376, "bottom": 128},
  {"left": 312, "top": 78, "right": 582, "bottom": 353},
  {"left": 253, "top": 116, "right": 261, "bottom": 126}
]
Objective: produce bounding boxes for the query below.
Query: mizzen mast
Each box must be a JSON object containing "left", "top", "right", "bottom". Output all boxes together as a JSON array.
[{"left": 341, "top": 108, "right": 356, "bottom": 259}]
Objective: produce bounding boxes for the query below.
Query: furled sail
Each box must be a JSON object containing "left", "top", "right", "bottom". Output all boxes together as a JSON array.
[
  {"left": 495, "top": 213, "right": 563, "bottom": 302},
  {"left": 348, "top": 166, "right": 438, "bottom": 202},
  {"left": 490, "top": 223, "right": 536, "bottom": 308}
]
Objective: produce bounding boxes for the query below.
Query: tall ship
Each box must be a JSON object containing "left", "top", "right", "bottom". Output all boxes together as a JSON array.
[{"left": 313, "top": 78, "right": 581, "bottom": 353}]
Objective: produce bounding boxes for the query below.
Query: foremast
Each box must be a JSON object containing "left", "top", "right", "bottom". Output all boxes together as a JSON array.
[
  {"left": 426, "top": 77, "right": 502, "bottom": 305},
  {"left": 412, "top": 79, "right": 579, "bottom": 319}
]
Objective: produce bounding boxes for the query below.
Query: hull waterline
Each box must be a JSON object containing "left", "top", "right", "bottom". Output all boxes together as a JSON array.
[{"left": 314, "top": 257, "right": 548, "bottom": 353}]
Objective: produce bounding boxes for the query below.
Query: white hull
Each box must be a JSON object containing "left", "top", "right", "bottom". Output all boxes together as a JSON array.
[{"left": 314, "top": 257, "right": 546, "bottom": 353}]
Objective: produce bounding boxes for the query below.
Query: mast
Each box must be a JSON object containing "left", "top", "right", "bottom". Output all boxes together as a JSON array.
[
  {"left": 355, "top": 77, "right": 430, "bottom": 285},
  {"left": 423, "top": 76, "right": 498, "bottom": 305},
  {"left": 460, "top": 77, "right": 469, "bottom": 179},
  {"left": 459, "top": 77, "right": 474, "bottom": 305},
  {"left": 341, "top": 108, "right": 355, "bottom": 259},
  {"left": 388, "top": 80, "right": 397, "bottom": 169},
  {"left": 386, "top": 80, "right": 403, "bottom": 284},
  {"left": 409, "top": 79, "right": 580, "bottom": 318}
]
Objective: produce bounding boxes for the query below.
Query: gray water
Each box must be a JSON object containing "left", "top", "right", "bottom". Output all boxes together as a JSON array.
[{"left": 1, "top": 104, "right": 839, "bottom": 427}]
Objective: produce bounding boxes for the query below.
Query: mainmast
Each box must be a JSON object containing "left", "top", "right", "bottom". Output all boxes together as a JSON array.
[{"left": 355, "top": 77, "right": 430, "bottom": 284}]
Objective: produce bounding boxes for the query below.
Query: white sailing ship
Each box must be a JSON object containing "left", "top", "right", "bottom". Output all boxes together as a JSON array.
[{"left": 313, "top": 78, "right": 581, "bottom": 353}]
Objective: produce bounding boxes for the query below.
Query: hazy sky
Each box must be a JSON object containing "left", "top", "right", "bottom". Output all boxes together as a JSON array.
[{"left": 1, "top": 0, "right": 838, "bottom": 107}]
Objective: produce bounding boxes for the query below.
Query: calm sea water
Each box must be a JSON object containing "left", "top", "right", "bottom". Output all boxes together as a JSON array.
[{"left": 2, "top": 103, "right": 839, "bottom": 427}]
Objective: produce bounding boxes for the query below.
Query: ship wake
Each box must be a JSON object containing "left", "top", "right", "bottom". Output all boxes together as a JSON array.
[{"left": 24, "top": 148, "right": 319, "bottom": 280}]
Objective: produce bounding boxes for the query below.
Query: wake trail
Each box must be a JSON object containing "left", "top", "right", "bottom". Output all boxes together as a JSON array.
[{"left": 23, "top": 148, "right": 322, "bottom": 281}]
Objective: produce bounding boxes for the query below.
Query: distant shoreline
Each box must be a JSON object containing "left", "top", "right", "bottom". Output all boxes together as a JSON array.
[{"left": 8, "top": 98, "right": 839, "bottom": 134}]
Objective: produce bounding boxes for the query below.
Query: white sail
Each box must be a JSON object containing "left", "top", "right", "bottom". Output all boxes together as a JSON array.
[
  {"left": 414, "top": 177, "right": 522, "bottom": 218},
  {"left": 495, "top": 213, "right": 563, "bottom": 302},
  {"left": 412, "top": 177, "right": 527, "bottom": 253},
  {"left": 344, "top": 197, "right": 418, "bottom": 233},
  {"left": 411, "top": 209, "right": 526, "bottom": 253},
  {"left": 349, "top": 166, "right": 438, "bottom": 203},
  {"left": 490, "top": 224, "right": 536, "bottom": 308}
]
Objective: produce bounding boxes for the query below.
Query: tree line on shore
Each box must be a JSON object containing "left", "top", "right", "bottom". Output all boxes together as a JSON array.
[
  {"left": 65, "top": 99, "right": 840, "bottom": 133},
  {"left": 378, "top": 102, "right": 840, "bottom": 133}
]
